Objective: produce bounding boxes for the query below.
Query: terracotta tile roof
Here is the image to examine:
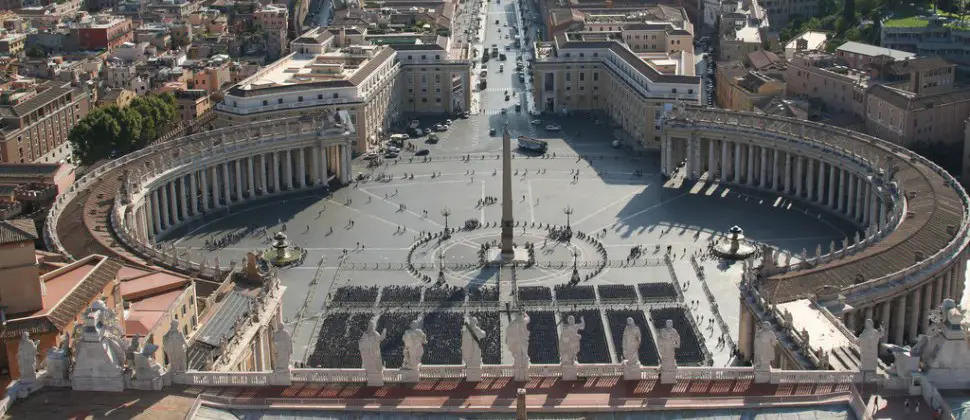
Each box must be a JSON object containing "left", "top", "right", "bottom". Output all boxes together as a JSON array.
[
  {"left": 0, "top": 219, "right": 37, "bottom": 245},
  {"left": 47, "top": 256, "right": 122, "bottom": 331}
]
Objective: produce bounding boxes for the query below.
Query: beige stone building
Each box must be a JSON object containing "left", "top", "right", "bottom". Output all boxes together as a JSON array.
[
  {"left": 532, "top": 33, "right": 701, "bottom": 150},
  {"left": 785, "top": 51, "right": 868, "bottom": 117},
  {"left": 0, "top": 81, "right": 90, "bottom": 164},
  {"left": 215, "top": 27, "right": 470, "bottom": 153},
  {"left": 717, "top": 69, "right": 785, "bottom": 112}
]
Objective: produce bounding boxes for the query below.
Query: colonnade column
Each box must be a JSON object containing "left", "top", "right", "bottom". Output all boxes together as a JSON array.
[
  {"left": 838, "top": 169, "right": 847, "bottom": 213},
  {"left": 816, "top": 161, "right": 826, "bottom": 204},
  {"left": 152, "top": 189, "right": 162, "bottom": 233},
  {"left": 784, "top": 153, "right": 793, "bottom": 194},
  {"left": 879, "top": 301, "right": 891, "bottom": 331},
  {"left": 722, "top": 140, "right": 730, "bottom": 181},
  {"left": 273, "top": 152, "right": 282, "bottom": 193},
  {"left": 167, "top": 181, "right": 178, "bottom": 225},
  {"left": 189, "top": 171, "right": 198, "bottom": 215},
  {"left": 297, "top": 148, "right": 307, "bottom": 188},
  {"left": 863, "top": 185, "right": 873, "bottom": 226},
  {"left": 806, "top": 159, "right": 814, "bottom": 200},
  {"left": 342, "top": 145, "right": 352, "bottom": 182},
  {"left": 759, "top": 147, "right": 767, "bottom": 188},
  {"left": 283, "top": 149, "right": 293, "bottom": 191},
  {"left": 180, "top": 176, "right": 189, "bottom": 219},
  {"left": 847, "top": 174, "right": 856, "bottom": 219},
  {"left": 828, "top": 165, "right": 837, "bottom": 207},
  {"left": 200, "top": 166, "right": 209, "bottom": 211},
  {"left": 908, "top": 288, "right": 922, "bottom": 342},
  {"left": 893, "top": 296, "right": 906, "bottom": 344},
  {"left": 219, "top": 163, "right": 229, "bottom": 206},
  {"left": 795, "top": 156, "right": 804, "bottom": 197},
  {"left": 734, "top": 142, "right": 742, "bottom": 184},
  {"left": 210, "top": 166, "right": 221, "bottom": 208},
  {"left": 260, "top": 154, "right": 268, "bottom": 193},
  {"left": 321, "top": 144, "right": 329, "bottom": 181},
  {"left": 159, "top": 183, "right": 170, "bottom": 229},
  {"left": 248, "top": 156, "right": 256, "bottom": 196},
  {"left": 234, "top": 160, "right": 243, "bottom": 200},
  {"left": 773, "top": 150, "right": 781, "bottom": 190},
  {"left": 747, "top": 144, "right": 755, "bottom": 186},
  {"left": 854, "top": 177, "right": 865, "bottom": 222},
  {"left": 921, "top": 283, "right": 933, "bottom": 334},
  {"left": 312, "top": 144, "right": 322, "bottom": 185}
]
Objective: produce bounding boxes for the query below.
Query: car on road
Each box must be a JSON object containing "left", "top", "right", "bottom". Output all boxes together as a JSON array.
[
  {"left": 545, "top": 123, "right": 561, "bottom": 131},
  {"left": 501, "top": 108, "right": 507, "bottom": 114},
  {"left": 499, "top": 64, "right": 504, "bottom": 72},
  {"left": 530, "top": 119, "right": 542, "bottom": 125},
  {"left": 489, "top": 128, "right": 497, "bottom": 135},
  {"left": 445, "top": 119, "right": 453, "bottom": 125},
  {"left": 387, "top": 146, "right": 401, "bottom": 153},
  {"left": 427, "top": 133, "right": 439, "bottom": 143},
  {"left": 384, "top": 151, "right": 399, "bottom": 158},
  {"left": 415, "top": 149, "right": 430, "bottom": 156},
  {"left": 435, "top": 124, "right": 448, "bottom": 131},
  {"left": 462, "top": 111, "right": 470, "bottom": 118},
  {"left": 362, "top": 152, "right": 379, "bottom": 160}
]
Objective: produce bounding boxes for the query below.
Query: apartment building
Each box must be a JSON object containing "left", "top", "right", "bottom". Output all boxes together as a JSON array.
[
  {"left": 216, "top": 27, "right": 471, "bottom": 153},
  {"left": 880, "top": 16, "right": 970, "bottom": 69},
  {"left": 0, "top": 32, "right": 25, "bottom": 57},
  {"left": 865, "top": 57, "right": 970, "bottom": 149},
  {"left": 716, "top": 60, "right": 785, "bottom": 112},
  {"left": 174, "top": 89, "right": 212, "bottom": 123},
  {"left": 370, "top": 33, "right": 471, "bottom": 116},
  {"left": 532, "top": 32, "right": 701, "bottom": 150},
  {"left": 786, "top": 51, "right": 868, "bottom": 117},
  {"left": 834, "top": 41, "right": 914, "bottom": 71},
  {"left": 74, "top": 16, "right": 133, "bottom": 51},
  {"left": 216, "top": 27, "right": 401, "bottom": 153},
  {"left": 0, "top": 81, "right": 89, "bottom": 164},
  {"left": 758, "top": 0, "right": 817, "bottom": 28}
]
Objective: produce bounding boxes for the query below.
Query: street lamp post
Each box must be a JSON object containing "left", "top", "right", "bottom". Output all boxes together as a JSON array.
[
  {"left": 563, "top": 205, "right": 574, "bottom": 228},
  {"left": 441, "top": 207, "right": 452, "bottom": 238}
]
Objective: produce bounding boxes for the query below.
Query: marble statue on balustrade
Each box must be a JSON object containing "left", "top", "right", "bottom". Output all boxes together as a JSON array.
[
  {"left": 17, "top": 332, "right": 39, "bottom": 381},
  {"left": 462, "top": 316, "right": 486, "bottom": 375},
  {"left": 359, "top": 319, "right": 386, "bottom": 372},
  {"left": 401, "top": 319, "right": 427, "bottom": 381},
  {"left": 71, "top": 303, "right": 126, "bottom": 392},
  {"left": 859, "top": 318, "right": 883, "bottom": 373},
  {"left": 126, "top": 334, "right": 142, "bottom": 367},
  {"left": 133, "top": 343, "right": 165, "bottom": 380},
  {"left": 507, "top": 312, "right": 530, "bottom": 381},
  {"left": 559, "top": 315, "right": 585, "bottom": 366},
  {"left": 46, "top": 332, "right": 71, "bottom": 384},
  {"left": 753, "top": 322, "right": 777, "bottom": 383},
  {"left": 163, "top": 319, "right": 188, "bottom": 374},
  {"left": 622, "top": 317, "right": 642, "bottom": 367},
  {"left": 658, "top": 319, "right": 680, "bottom": 383},
  {"left": 272, "top": 321, "right": 293, "bottom": 373}
]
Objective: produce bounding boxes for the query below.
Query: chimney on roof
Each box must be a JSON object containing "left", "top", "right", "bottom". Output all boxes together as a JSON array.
[{"left": 338, "top": 26, "right": 347, "bottom": 47}]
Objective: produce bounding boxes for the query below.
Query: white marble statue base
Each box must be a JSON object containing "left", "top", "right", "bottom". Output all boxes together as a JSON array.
[
  {"left": 488, "top": 248, "right": 530, "bottom": 264},
  {"left": 562, "top": 361, "right": 578, "bottom": 381},
  {"left": 754, "top": 367, "right": 771, "bottom": 384},
  {"left": 366, "top": 371, "right": 385, "bottom": 387},
  {"left": 127, "top": 375, "right": 165, "bottom": 391},
  {"left": 401, "top": 367, "right": 420, "bottom": 383},
  {"left": 466, "top": 365, "right": 482, "bottom": 382},
  {"left": 513, "top": 363, "right": 530, "bottom": 382},
  {"left": 623, "top": 361, "right": 641, "bottom": 381},
  {"left": 72, "top": 375, "right": 125, "bottom": 392},
  {"left": 269, "top": 370, "right": 292, "bottom": 386},
  {"left": 660, "top": 366, "right": 677, "bottom": 384}
]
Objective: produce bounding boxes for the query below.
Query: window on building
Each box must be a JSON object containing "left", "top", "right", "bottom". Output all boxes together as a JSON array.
[
  {"left": 298, "top": 96, "right": 303, "bottom": 102},
  {"left": 579, "top": 73, "right": 584, "bottom": 81},
  {"left": 278, "top": 98, "right": 283, "bottom": 104}
]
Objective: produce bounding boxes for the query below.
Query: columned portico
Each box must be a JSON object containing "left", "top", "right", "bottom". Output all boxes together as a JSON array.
[
  {"left": 189, "top": 171, "right": 198, "bottom": 215},
  {"left": 248, "top": 156, "right": 256, "bottom": 197},
  {"left": 222, "top": 163, "right": 231, "bottom": 206}
]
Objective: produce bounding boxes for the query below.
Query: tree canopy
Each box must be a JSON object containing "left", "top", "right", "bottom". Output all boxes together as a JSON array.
[{"left": 70, "top": 93, "right": 179, "bottom": 165}]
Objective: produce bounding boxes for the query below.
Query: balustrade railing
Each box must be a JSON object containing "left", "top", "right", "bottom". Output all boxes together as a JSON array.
[
  {"left": 174, "top": 371, "right": 273, "bottom": 386},
  {"left": 771, "top": 370, "right": 859, "bottom": 384},
  {"left": 291, "top": 368, "right": 368, "bottom": 383},
  {"left": 676, "top": 367, "right": 755, "bottom": 380}
]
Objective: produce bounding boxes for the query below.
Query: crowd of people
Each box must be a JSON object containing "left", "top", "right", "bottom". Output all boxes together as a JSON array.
[
  {"left": 554, "top": 284, "right": 595, "bottom": 301},
  {"left": 564, "top": 310, "right": 611, "bottom": 363},
  {"left": 331, "top": 286, "right": 380, "bottom": 303},
  {"left": 380, "top": 285, "right": 423, "bottom": 303},
  {"left": 518, "top": 286, "right": 552, "bottom": 302},
  {"left": 307, "top": 313, "right": 372, "bottom": 368},
  {"left": 597, "top": 284, "right": 637, "bottom": 301},
  {"left": 607, "top": 310, "right": 659, "bottom": 365},
  {"left": 638, "top": 282, "right": 679, "bottom": 301}
]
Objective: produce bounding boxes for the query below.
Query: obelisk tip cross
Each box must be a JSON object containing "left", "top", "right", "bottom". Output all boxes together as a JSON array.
[{"left": 501, "top": 125, "right": 514, "bottom": 256}]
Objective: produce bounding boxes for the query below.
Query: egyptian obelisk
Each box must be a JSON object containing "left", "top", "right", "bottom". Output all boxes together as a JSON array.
[{"left": 501, "top": 125, "right": 515, "bottom": 257}]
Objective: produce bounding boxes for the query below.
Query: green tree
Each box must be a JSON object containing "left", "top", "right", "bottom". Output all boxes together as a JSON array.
[
  {"left": 69, "top": 109, "right": 121, "bottom": 165},
  {"left": 68, "top": 93, "right": 180, "bottom": 165}
]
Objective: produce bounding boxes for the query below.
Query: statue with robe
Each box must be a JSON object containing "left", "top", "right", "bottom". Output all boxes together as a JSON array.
[
  {"left": 17, "top": 332, "right": 39, "bottom": 380},
  {"left": 506, "top": 312, "right": 530, "bottom": 368},
  {"left": 859, "top": 319, "right": 883, "bottom": 371},
  {"left": 753, "top": 322, "right": 777, "bottom": 371},
  {"left": 622, "top": 317, "right": 642, "bottom": 366},
  {"left": 272, "top": 321, "right": 293, "bottom": 372},
  {"left": 462, "top": 316, "right": 486, "bottom": 368},
  {"left": 162, "top": 319, "right": 188, "bottom": 373},
  {"left": 401, "top": 319, "right": 427, "bottom": 370},
  {"left": 658, "top": 320, "right": 680, "bottom": 368},
  {"left": 559, "top": 315, "right": 585, "bottom": 365},
  {"left": 134, "top": 343, "right": 165, "bottom": 380},
  {"left": 359, "top": 319, "right": 386, "bottom": 372}
]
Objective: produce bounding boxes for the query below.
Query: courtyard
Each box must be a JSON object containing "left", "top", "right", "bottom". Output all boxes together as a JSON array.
[{"left": 156, "top": 108, "right": 858, "bottom": 370}]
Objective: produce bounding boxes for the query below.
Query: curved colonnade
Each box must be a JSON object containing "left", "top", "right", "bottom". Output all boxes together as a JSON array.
[
  {"left": 45, "top": 116, "right": 355, "bottom": 278},
  {"left": 661, "top": 106, "right": 970, "bottom": 347}
]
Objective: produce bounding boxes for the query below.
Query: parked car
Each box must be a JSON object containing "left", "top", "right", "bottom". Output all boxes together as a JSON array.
[
  {"left": 415, "top": 149, "right": 430, "bottom": 156},
  {"left": 362, "top": 152, "right": 379, "bottom": 160},
  {"left": 489, "top": 128, "right": 497, "bottom": 135},
  {"left": 545, "top": 123, "right": 561, "bottom": 131},
  {"left": 384, "top": 152, "right": 399, "bottom": 158},
  {"left": 530, "top": 119, "right": 542, "bottom": 125}
]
